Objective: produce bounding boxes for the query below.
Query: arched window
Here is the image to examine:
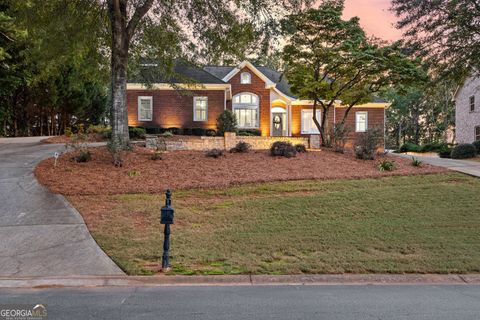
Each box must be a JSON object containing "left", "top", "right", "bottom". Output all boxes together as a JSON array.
[
  {"left": 232, "top": 93, "right": 259, "bottom": 128},
  {"left": 240, "top": 72, "right": 251, "bottom": 84}
]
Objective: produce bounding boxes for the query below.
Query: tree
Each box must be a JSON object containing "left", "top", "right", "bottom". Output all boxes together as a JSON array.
[
  {"left": 282, "top": 0, "right": 420, "bottom": 146},
  {"left": 391, "top": 0, "right": 480, "bottom": 78}
]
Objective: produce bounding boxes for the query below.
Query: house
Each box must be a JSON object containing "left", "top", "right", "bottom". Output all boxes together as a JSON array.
[
  {"left": 454, "top": 74, "right": 480, "bottom": 143},
  {"left": 127, "top": 60, "right": 388, "bottom": 140}
]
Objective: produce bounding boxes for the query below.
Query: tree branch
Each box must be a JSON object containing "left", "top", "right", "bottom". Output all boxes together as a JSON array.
[{"left": 126, "top": 0, "right": 155, "bottom": 41}]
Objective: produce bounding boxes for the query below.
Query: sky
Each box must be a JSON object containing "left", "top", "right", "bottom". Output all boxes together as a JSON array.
[{"left": 343, "top": 0, "right": 402, "bottom": 42}]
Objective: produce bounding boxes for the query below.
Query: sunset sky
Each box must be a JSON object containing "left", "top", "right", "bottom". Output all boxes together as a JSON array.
[{"left": 343, "top": 0, "right": 402, "bottom": 41}]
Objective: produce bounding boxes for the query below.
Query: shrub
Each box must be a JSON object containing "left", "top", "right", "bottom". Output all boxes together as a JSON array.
[
  {"left": 295, "top": 144, "right": 307, "bottom": 153},
  {"left": 129, "top": 126, "right": 146, "bottom": 140},
  {"left": 150, "top": 137, "right": 167, "bottom": 160},
  {"left": 145, "top": 127, "right": 165, "bottom": 135},
  {"left": 206, "top": 148, "right": 225, "bottom": 158},
  {"left": 230, "top": 141, "right": 251, "bottom": 153},
  {"left": 127, "top": 170, "right": 140, "bottom": 177},
  {"left": 161, "top": 131, "right": 174, "bottom": 138},
  {"left": 65, "top": 127, "right": 73, "bottom": 137},
  {"left": 411, "top": 157, "right": 422, "bottom": 167},
  {"left": 192, "top": 128, "right": 207, "bottom": 136},
  {"left": 167, "top": 127, "right": 182, "bottom": 135},
  {"left": 420, "top": 142, "right": 448, "bottom": 153},
  {"left": 399, "top": 142, "right": 422, "bottom": 153},
  {"left": 330, "top": 123, "right": 350, "bottom": 153},
  {"left": 354, "top": 128, "right": 382, "bottom": 160},
  {"left": 216, "top": 110, "right": 237, "bottom": 135},
  {"left": 237, "top": 129, "right": 261, "bottom": 136},
  {"left": 473, "top": 140, "right": 480, "bottom": 154},
  {"left": 451, "top": 143, "right": 477, "bottom": 159},
  {"left": 66, "top": 130, "right": 91, "bottom": 163},
  {"left": 206, "top": 129, "right": 217, "bottom": 136},
  {"left": 270, "top": 141, "right": 297, "bottom": 158},
  {"left": 378, "top": 160, "right": 396, "bottom": 171},
  {"left": 72, "top": 150, "right": 91, "bottom": 163},
  {"left": 438, "top": 146, "right": 452, "bottom": 158}
]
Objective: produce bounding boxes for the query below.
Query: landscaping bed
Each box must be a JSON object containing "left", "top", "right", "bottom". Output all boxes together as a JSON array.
[
  {"left": 35, "top": 147, "right": 446, "bottom": 196},
  {"left": 67, "top": 173, "right": 480, "bottom": 275}
]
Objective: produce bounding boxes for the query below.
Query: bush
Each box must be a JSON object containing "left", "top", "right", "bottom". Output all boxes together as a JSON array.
[
  {"left": 145, "top": 127, "right": 165, "bottom": 135},
  {"left": 473, "top": 140, "right": 480, "bottom": 154},
  {"left": 411, "top": 157, "right": 422, "bottom": 167},
  {"left": 192, "top": 128, "right": 206, "bottom": 136},
  {"left": 378, "top": 160, "right": 396, "bottom": 171},
  {"left": 295, "top": 144, "right": 307, "bottom": 153},
  {"left": 230, "top": 141, "right": 251, "bottom": 153},
  {"left": 420, "top": 142, "right": 448, "bottom": 153},
  {"left": 167, "top": 127, "right": 182, "bottom": 135},
  {"left": 66, "top": 130, "right": 91, "bottom": 163},
  {"left": 72, "top": 150, "right": 91, "bottom": 163},
  {"left": 237, "top": 129, "right": 261, "bottom": 136},
  {"left": 206, "top": 129, "right": 217, "bottom": 136},
  {"left": 354, "top": 128, "right": 382, "bottom": 160},
  {"left": 161, "top": 131, "right": 174, "bottom": 138},
  {"left": 216, "top": 110, "right": 237, "bottom": 135},
  {"left": 451, "top": 143, "right": 477, "bottom": 159},
  {"left": 128, "top": 127, "right": 146, "bottom": 140},
  {"left": 206, "top": 148, "right": 225, "bottom": 158},
  {"left": 330, "top": 123, "right": 350, "bottom": 153},
  {"left": 65, "top": 127, "right": 73, "bottom": 137},
  {"left": 399, "top": 142, "right": 422, "bottom": 153},
  {"left": 270, "top": 141, "right": 297, "bottom": 158},
  {"left": 438, "top": 146, "right": 452, "bottom": 158}
]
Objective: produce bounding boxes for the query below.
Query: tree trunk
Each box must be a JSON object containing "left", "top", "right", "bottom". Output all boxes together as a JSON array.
[{"left": 109, "top": 1, "right": 130, "bottom": 145}]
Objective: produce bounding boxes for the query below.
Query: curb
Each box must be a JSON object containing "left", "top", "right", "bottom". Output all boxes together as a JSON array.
[{"left": 0, "top": 274, "right": 479, "bottom": 289}]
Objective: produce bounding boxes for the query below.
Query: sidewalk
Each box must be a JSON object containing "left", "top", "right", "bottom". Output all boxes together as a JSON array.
[
  {"left": 391, "top": 153, "right": 480, "bottom": 177},
  {"left": 0, "top": 274, "right": 479, "bottom": 288}
]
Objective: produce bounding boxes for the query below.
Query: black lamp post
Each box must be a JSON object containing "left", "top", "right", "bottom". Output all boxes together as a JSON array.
[{"left": 160, "top": 189, "right": 174, "bottom": 272}]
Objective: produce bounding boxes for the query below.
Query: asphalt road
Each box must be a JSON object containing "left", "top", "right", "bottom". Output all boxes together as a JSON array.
[{"left": 1, "top": 285, "right": 479, "bottom": 320}]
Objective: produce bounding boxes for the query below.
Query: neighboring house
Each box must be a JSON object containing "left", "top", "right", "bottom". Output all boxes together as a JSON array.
[
  {"left": 127, "top": 60, "right": 389, "bottom": 139},
  {"left": 454, "top": 74, "right": 480, "bottom": 143}
]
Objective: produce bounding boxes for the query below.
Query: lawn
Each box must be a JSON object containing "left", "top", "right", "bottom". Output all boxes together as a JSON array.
[{"left": 68, "top": 172, "right": 480, "bottom": 275}]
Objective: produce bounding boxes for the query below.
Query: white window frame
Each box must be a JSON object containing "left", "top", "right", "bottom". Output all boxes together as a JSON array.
[
  {"left": 240, "top": 72, "right": 251, "bottom": 84},
  {"left": 301, "top": 109, "right": 321, "bottom": 134},
  {"left": 137, "top": 96, "right": 153, "bottom": 121},
  {"left": 193, "top": 96, "right": 208, "bottom": 122},
  {"left": 355, "top": 111, "right": 368, "bottom": 132},
  {"left": 470, "top": 95, "right": 475, "bottom": 112},
  {"left": 475, "top": 126, "right": 480, "bottom": 141},
  {"left": 232, "top": 92, "right": 259, "bottom": 129}
]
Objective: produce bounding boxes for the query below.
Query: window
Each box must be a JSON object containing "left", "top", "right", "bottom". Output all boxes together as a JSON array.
[
  {"left": 355, "top": 111, "right": 368, "bottom": 132},
  {"left": 476, "top": 126, "right": 480, "bottom": 141},
  {"left": 470, "top": 96, "right": 475, "bottom": 112},
  {"left": 138, "top": 96, "right": 153, "bottom": 121},
  {"left": 240, "top": 72, "right": 251, "bottom": 84},
  {"left": 193, "top": 97, "right": 208, "bottom": 121},
  {"left": 301, "top": 109, "right": 321, "bottom": 134},
  {"left": 232, "top": 92, "right": 259, "bottom": 128}
]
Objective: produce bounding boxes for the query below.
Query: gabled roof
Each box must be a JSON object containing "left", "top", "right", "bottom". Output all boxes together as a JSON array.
[{"left": 129, "top": 60, "right": 226, "bottom": 84}]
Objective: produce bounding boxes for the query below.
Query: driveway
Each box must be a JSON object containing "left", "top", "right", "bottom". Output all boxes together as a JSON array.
[
  {"left": 391, "top": 152, "right": 480, "bottom": 177},
  {"left": 0, "top": 137, "right": 123, "bottom": 277}
]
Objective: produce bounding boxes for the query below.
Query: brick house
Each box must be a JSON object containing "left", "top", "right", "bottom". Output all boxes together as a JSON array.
[
  {"left": 454, "top": 74, "right": 480, "bottom": 144},
  {"left": 127, "top": 61, "right": 389, "bottom": 141}
]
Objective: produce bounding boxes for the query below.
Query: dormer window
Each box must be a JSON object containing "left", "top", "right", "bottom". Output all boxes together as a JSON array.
[{"left": 240, "top": 72, "right": 251, "bottom": 84}]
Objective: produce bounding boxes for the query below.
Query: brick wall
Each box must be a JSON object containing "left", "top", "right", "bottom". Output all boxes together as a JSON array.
[
  {"left": 227, "top": 67, "right": 271, "bottom": 136},
  {"left": 127, "top": 89, "right": 225, "bottom": 129}
]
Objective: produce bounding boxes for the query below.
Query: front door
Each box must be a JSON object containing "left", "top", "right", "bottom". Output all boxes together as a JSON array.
[{"left": 272, "top": 113, "right": 285, "bottom": 136}]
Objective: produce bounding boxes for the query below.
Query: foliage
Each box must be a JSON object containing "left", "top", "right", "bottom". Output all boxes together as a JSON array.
[
  {"left": 237, "top": 129, "right": 261, "bottom": 136},
  {"left": 206, "top": 148, "right": 225, "bottom": 158},
  {"left": 295, "top": 144, "right": 307, "bottom": 153},
  {"left": 216, "top": 110, "right": 237, "bottom": 135},
  {"left": 161, "top": 131, "right": 174, "bottom": 138},
  {"left": 330, "top": 123, "right": 350, "bottom": 153},
  {"left": 230, "top": 141, "right": 252, "bottom": 153},
  {"left": 411, "top": 157, "right": 422, "bottom": 167},
  {"left": 473, "top": 141, "right": 480, "bottom": 154},
  {"left": 451, "top": 144, "right": 477, "bottom": 159},
  {"left": 438, "top": 146, "right": 452, "bottom": 159},
  {"left": 129, "top": 127, "right": 146, "bottom": 140},
  {"left": 282, "top": 1, "right": 421, "bottom": 145},
  {"left": 392, "top": 0, "right": 480, "bottom": 78},
  {"left": 65, "top": 126, "right": 91, "bottom": 163},
  {"left": 150, "top": 137, "right": 167, "bottom": 161},
  {"left": 378, "top": 160, "right": 396, "bottom": 171},
  {"left": 354, "top": 128, "right": 382, "bottom": 160},
  {"left": 270, "top": 141, "right": 297, "bottom": 158},
  {"left": 399, "top": 142, "right": 421, "bottom": 153},
  {"left": 127, "top": 170, "right": 140, "bottom": 177}
]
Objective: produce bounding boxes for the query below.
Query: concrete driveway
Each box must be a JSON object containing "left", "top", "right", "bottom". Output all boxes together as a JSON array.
[
  {"left": 391, "top": 152, "right": 480, "bottom": 177},
  {"left": 0, "top": 137, "right": 123, "bottom": 277}
]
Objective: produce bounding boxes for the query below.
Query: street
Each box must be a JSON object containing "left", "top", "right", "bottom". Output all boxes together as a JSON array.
[{"left": 1, "top": 285, "right": 479, "bottom": 320}]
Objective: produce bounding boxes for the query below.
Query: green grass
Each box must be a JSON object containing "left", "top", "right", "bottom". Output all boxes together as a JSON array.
[{"left": 72, "top": 173, "right": 480, "bottom": 275}]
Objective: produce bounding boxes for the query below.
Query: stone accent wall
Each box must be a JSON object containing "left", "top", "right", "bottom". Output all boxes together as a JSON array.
[
  {"left": 455, "top": 74, "right": 480, "bottom": 143},
  {"left": 146, "top": 133, "right": 309, "bottom": 151}
]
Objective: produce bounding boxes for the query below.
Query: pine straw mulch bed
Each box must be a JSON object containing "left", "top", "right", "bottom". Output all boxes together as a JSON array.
[
  {"left": 34, "top": 146, "right": 448, "bottom": 196},
  {"left": 41, "top": 134, "right": 106, "bottom": 144}
]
